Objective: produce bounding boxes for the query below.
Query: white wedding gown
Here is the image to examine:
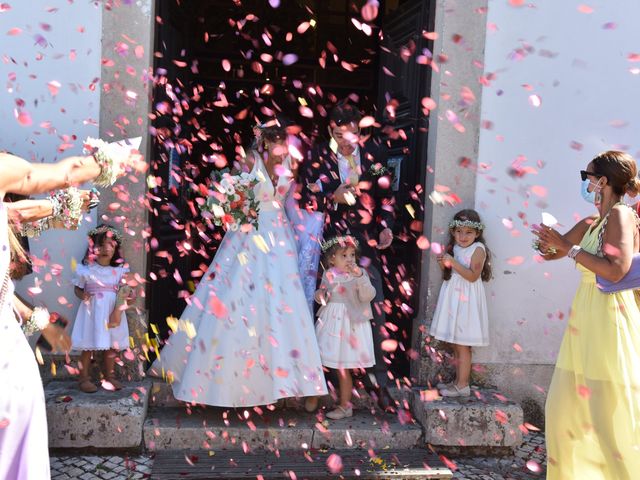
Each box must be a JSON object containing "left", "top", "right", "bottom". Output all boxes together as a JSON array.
[{"left": 150, "top": 155, "right": 327, "bottom": 407}]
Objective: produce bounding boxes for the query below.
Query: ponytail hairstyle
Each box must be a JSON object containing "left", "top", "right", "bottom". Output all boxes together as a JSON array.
[
  {"left": 442, "top": 209, "right": 492, "bottom": 282},
  {"left": 590, "top": 150, "right": 640, "bottom": 197}
]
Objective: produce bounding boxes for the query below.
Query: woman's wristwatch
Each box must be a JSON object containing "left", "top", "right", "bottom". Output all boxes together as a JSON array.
[{"left": 567, "top": 245, "right": 582, "bottom": 260}]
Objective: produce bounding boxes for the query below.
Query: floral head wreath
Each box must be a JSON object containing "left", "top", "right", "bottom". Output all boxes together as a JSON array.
[
  {"left": 449, "top": 219, "right": 485, "bottom": 231},
  {"left": 321, "top": 235, "right": 359, "bottom": 253},
  {"left": 88, "top": 225, "right": 123, "bottom": 244}
]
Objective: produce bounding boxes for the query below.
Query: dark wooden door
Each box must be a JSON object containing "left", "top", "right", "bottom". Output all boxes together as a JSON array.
[{"left": 376, "top": 0, "right": 433, "bottom": 378}]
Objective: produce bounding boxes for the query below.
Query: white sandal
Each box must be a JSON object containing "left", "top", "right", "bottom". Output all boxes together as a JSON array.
[{"left": 326, "top": 405, "right": 353, "bottom": 420}]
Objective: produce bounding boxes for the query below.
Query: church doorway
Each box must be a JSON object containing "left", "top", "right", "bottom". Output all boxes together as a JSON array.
[{"left": 147, "top": 0, "right": 433, "bottom": 381}]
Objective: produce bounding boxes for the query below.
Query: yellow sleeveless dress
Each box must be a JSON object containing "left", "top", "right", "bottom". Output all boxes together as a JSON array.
[{"left": 545, "top": 217, "right": 640, "bottom": 479}]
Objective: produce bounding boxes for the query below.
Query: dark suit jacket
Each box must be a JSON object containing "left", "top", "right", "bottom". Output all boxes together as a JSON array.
[{"left": 298, "top": 139, "right": 395, "bottom": 266}]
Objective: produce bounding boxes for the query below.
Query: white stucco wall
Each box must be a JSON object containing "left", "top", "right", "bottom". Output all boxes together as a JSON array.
[
  {"left": 0, "top": 2, "right": 102, "bottom": 317},
  {"left": 475, "top": 0, "right": 640, "bottom": 365}
]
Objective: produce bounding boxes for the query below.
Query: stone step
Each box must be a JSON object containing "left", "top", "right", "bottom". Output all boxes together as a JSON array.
[
  {"left": 410, "top": 387, "right": 524, "bottom": 449},
  {"left": 143, "top": 407, "right": 423, "bottom": 451},
  {"left": 150, "top": 448, "right": 453, "bottom": 479},
  {"left": 45, "top": 380, "right": 152, "bottom": 450},
  {"left": 149, "top": 380, "right": 384, "bottom": 410},
  {"left": 40, "top": 352, "right": 144, "bottom": 382}
]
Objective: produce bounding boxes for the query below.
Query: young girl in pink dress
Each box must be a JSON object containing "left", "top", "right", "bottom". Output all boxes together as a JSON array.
[{"left": 314, "top": 236, "right": 377, "bottom": 419}]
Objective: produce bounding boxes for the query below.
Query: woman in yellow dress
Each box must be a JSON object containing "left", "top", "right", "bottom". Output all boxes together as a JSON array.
[{"left": 534, "top": 150, "right": 640, "bottom": 479}]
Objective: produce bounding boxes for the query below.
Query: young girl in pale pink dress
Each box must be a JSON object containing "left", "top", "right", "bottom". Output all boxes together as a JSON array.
[
  {"left": 71, "top": 224, "right": 132, "bottom": 393},
  {"left": 314, "top": 236, "right": 377, "bottom": 419}
]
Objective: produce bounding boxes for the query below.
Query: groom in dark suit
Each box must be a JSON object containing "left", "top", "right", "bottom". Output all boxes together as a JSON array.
[{"left": 299, "top": 103, "right": 396, "bottom": 412}]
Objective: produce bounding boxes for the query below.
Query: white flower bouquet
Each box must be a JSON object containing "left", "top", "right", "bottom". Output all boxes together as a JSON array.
[{"left": 202, "top": 170, "right": 259, "bottom": 231}]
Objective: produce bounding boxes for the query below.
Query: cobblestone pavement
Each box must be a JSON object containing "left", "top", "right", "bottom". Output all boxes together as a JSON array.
[
  {"left": 50, "top": 455, "right": 153, "bottom": 480},
  {"left": 50, "top": 433, "right": 546, "bottom": 479},
  {"left": 451, "top": 433, "right": 547, "bottom": 480}
]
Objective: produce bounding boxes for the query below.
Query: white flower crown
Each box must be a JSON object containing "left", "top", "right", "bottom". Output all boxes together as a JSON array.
[
  {"left": 321, "top": 235, "right": 359, "bottom": 253},
  {"left": 88, "top": 225, "right": 123, "bottom": 244},
  {"left": 449, "top": 219, "right": 485, "bottom": 231}
]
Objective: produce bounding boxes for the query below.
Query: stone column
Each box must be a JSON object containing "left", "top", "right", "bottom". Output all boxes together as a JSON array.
[
  {"left": 412, "top": 0, "right": 488, "bottom": 385},
  {"left": 98, "top": 1, "right": 155, "bottom": 378}
]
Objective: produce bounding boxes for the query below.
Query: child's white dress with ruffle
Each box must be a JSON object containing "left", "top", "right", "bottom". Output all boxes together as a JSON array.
[
  {"left": 430, "top": 242, "right": 489, "bottom": 346},
  {"left": 315, "top": 271, "right": 377, "bottom": 369},
  {"left": 71, "top": 263, "right": 130, "bottom": 351}
]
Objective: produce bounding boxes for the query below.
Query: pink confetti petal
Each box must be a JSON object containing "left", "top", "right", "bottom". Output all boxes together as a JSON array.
[
  {"left": 361, "top": 0, "right": 379, "bottom": 22},
  {"left": 7, "top": 27, "right": 22, "bottom": 36},
  {"left": 507, "top": 256, "right": 525, "bottom": 266},
  {"left": 577, "top": 385, "right": 591, "bottom": 399},
  {"left": 577, "top": 4, "right": 594, "bottom": 14},
  {"left": 15, "top": 109, "right": 33, "bottom": 127},
  {"left": 282, "top": 53, "right": 298, "bottom": 65},
  {"left": 47, "top": 80, "right": 61, "bottom": 96},
  {"left": 526, "top": 460, "right": 542, "bottom": 473},
  {"left": 208, "top": 294, "right": 228, "bottom": 318},
  {"left": 417, "top": 236, "right": 430, "bottom": 250},
  {"left": 381, "top": 339, "right": 398, "bottom": 352},
  {"left": 326, "top": 454, "right": 343, "bottom": 474}
]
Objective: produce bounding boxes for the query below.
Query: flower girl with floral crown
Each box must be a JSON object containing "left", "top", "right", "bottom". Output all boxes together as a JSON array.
[
  {"left": 313, "top": 235, "right": 377, "bottom": 419},
  {"left": 71, "top": 225, "right": 133, "bottom": 393},
  {"left": 430, "top": 209, "right": 492, "bottom": 397}
]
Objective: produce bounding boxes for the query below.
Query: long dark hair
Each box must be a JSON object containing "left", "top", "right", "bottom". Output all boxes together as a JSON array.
[
  {"left": 442, "top": 209, "right": 492, "bottom": 282},
  {"left": 82, "top": 224, "right": 125, "bottom": 267}
]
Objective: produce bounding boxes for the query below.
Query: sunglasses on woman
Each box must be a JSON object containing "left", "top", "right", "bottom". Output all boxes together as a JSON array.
[{"left": 580, "top": 170, "right": 604, "bottom": 182}]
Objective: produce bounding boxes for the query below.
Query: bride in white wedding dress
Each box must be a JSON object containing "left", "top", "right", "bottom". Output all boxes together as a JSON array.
[{"left": 150, "top": 124, "right": 327, "bottom": 407}]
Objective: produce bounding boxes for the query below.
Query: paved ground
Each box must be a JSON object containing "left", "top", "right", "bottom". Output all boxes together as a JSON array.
[{"left": 50, "top": 432, "right": 546, "bottom": 479}]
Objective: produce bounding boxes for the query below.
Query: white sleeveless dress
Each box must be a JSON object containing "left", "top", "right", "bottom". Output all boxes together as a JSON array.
[
  {"left": 429, "top": 242, "right": 489, "bottom": 346},
  {"left": 0, "top": 202, "right": 51, "bottom": 479},
  {"left": 151, "top": 155, "right": 327, "bottom": 407}
]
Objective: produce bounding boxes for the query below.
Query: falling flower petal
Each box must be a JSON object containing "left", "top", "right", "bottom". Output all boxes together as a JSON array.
[
  {"left": 381, "top": 339, "right": 398, "bottom": 352},
  {"left": 541, "top": 212, "right": 558, "bottom": 226},
  {"left": 528, "top": 94, "right": 542, "bottom": 107},
  {"left": 326, "top": 454, "right": 343, "bottom": 474}
]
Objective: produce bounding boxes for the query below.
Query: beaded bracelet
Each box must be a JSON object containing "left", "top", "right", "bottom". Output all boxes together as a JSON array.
[
  {"left": 19, "top": 218, "right": 48, "bottom": 238},
  {"left": 18, "top": 188, "right": 84, "bottom": 237},
  {"left": 22, "top": 306, "right": 51, "bottom": 336},
  {"left": 51, "top": 187, "right": 84, "bottom": 229},
  {"left": 83, "top": 137, "right": 121, "bottom": 187}
]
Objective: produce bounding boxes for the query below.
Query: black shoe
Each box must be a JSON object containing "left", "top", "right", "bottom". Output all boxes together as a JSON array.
[{"left": 369, "top": 385, "right": 396, "bottom": 413}]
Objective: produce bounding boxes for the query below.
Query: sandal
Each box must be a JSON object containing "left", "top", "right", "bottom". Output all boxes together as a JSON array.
[
  {"left": 78, "top": 377, "right": 98, "bottom": 394},
  {"left": 326, "top": 405, "right": 353, "bottom": 420}
]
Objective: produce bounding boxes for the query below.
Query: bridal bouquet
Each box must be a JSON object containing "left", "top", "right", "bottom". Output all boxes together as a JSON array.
[{"left": 202, "top": 170, "right": 259, "bottom": 231}]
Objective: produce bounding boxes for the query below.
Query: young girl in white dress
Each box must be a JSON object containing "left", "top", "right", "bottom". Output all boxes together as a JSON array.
[
  {"left": 71, "top": 225, "right": 132, "bottom": 393},
  {"left": 314, "top": 236, "right": 377, "bottom": 419},
  {"left": 430, "top": 209, "right": 492, "bottom": 397}
]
